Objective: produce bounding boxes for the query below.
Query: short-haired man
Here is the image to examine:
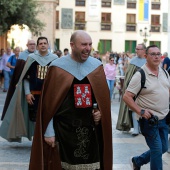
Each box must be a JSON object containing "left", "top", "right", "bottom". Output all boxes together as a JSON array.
[
  {"left": 29, "top": 31, "right": 112, "bottom": 170},
  {"left": 162, "top": 52, "right": 170, "bottom": 71},
  {"left": 116, "top": 43, "right": 146, "bottom": 136},
  {"left": 0, "top": 47, "right": 13, "bottom": 92},
  {"left": 0, "top": 37, "right": 58, "bottom": 142},
  {"left": 123, "top": 45, "right": 170, "bottom": 170},
  {"left": 63, "top": 48, "right": 69, "bottom": 55},
  {"left": 93, "top": 50, "right": 102, "bottom": 62},
  {"left": 55, "top": 49, "right": 62, "bottom": 57}
]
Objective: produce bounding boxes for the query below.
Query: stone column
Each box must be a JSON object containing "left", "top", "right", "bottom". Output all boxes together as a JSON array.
[{"left": 34, "top": 0, "right": 57, "bottom": 51}]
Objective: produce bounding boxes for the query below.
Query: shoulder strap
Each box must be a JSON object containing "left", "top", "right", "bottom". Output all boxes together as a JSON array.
[
  {"left": 10, "top": 55, "right": 14, "bottom": 65},
  {"left": 135, "top": 68, "right": 146, "bottom": 100},
  {"left": 134, "top": 68, "right": 167, "bottom": 100},
  {"left": 161, "top": 67, "right": 168, "bottom": 78}
]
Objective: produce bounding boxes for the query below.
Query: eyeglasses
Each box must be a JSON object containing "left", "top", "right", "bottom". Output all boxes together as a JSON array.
[
  {"left": 135, "top": 48, "right": 143, "bottom": 50},
  {"left": 147, "top": 53, "right": 162, "bottom": 57},
  {"left": 28, "top": 43, "right": 36, "bottom": 45},
  {"left": 110, "top": 60, "right": 114, "bottom": 61}
]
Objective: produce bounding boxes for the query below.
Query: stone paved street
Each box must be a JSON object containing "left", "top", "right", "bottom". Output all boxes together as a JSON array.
[{"left": 0, "top": 88, "right": 170, "bottom": 170}]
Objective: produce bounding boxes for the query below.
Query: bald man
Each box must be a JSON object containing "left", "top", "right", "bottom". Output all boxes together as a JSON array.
[
  {"left": 1, "top": 40, "right": 36, "bottom": 120},
  {"left": 29, "top": 31, "right": 112, "bottom": 170}
]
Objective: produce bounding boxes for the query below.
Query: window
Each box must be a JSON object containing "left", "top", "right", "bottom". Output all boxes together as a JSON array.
[
  {"left": 75, "top": 12, "right": 85, "bottom": 22},
  {"left": 127, "top": 0, "right": 136, "bottom": 9},
  {"left": 151, "top": 0, "right": 160, "bottom": 10},
  {"left": 150, "top": 41, "right": 161, "bottom": 50},
  {"left": 100, "top": 40, "right": 112, "bottom": 54},
  {"left": 102, "top": 0, "right": 111, "bottom": 7},
  {"left": 126, "top": 14, "right": 136, "bottom": 31},
  {"left": 56, "top": 11, "right": 59, "bottom": 29},
  {"left": 151, "top": 15, "right": 160, "bottom": 32},
  {"left": 76, "top": 0, "right": 85, "bottom": 6},
  {"left": 125, "top": 40, "right": 136, "bottom": 53},
  {"left": 127, "top": 14, "right": 136, "bottom": 24},
  {"left": 75, "top": 12, "right": 86, "bottom": 30},
  {"left": 101, "top": 13, "right": 111, "bottom": 30},
  {"left": 102, "top": 13, "right": 111, "bottom": 23},
  {"left": 55, "top": 39, "right": 60, "bottom": 50}
]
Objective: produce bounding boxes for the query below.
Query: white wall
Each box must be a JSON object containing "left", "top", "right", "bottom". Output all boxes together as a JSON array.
[{"left": 55, "top": 0, "right": 168, "bottom": 54}]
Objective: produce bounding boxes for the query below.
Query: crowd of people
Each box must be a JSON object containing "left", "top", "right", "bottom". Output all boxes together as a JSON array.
[
  {"left": 0, "top": 30, "right": 170, "bottom": 170},
  {"left": 0, "top": 31, "right": 112, "bottom": 170}
]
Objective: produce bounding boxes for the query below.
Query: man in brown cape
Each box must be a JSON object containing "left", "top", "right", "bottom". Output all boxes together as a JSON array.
[
  {"left": 1, "top": 40, "right": 36, "bottom": 120},
  {"left": 29, "top": 30, "right": 113, "bottom": 170},
  {"left": 116, "top": 44, "right": 146, "bottom": 134}
]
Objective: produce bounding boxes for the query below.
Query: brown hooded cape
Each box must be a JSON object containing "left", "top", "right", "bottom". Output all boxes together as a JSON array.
[
  {"left": 1, "top": 59, "right": 26, "bottom": 120},
  {"left": 29, "top": 65, "right": 113, "bottom": 170}
]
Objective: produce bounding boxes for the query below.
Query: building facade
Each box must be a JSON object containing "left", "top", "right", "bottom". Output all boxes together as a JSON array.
[
  {"left": 55, "top": 0, "right": 169, "bottom": 54},
  {"left": 1, "top": 0, "right": 169, "bottom": 55}
]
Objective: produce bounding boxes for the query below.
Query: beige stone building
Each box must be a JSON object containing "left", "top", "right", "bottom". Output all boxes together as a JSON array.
[
  {"left": 1, "top": 0, "right": 170, "bottom": 55},
  {"left": 55, "top": 0, "right": 169, "bottom": 54}
]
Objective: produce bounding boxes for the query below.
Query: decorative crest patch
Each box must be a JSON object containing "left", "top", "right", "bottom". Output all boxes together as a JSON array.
[{"left": 74, "top": 84, "right": 92, "bottom": 108}]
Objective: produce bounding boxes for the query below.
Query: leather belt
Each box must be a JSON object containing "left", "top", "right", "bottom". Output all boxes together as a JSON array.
[{"left": 31, "top": 91, "right": 41, "bottom": 95}]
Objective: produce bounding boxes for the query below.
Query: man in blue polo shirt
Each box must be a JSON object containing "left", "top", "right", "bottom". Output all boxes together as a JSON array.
[{"left": 162, "top": 52, "right": 170, "bottom": 72}]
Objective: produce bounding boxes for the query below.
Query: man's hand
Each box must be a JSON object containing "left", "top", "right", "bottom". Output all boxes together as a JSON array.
[
  {"left": 141, "top": 109, "right": 153, "bottom": 120},
  {"left": 0, "top": 70, "right": 2, "bottom": 73},
  {"left": 26, "top": 94, "right": 35, "bottom": 105},
  {"left": 92, "top": 109, "right": 101, "bottom": 125},
  {"left": 44, "top": 136, "right": 55, "bottom": 147}
]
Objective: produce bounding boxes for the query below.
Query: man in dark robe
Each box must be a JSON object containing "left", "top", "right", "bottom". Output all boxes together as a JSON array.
[
  {"left": 1, "top": 40, "right": 36, "bottom": 120},
  {"left": 29, "top": 31, "right": 113, "bottom": 170},
  {"left": 0, "top": 37, "right": 58, "bottom": 142},
  {"left": 116, "top": 44, "right": 146, "bottom": 133}
]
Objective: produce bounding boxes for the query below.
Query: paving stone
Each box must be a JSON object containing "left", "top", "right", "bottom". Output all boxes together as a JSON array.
[{"left": 0, "top": 88, "right": 170, "bottom": 169}]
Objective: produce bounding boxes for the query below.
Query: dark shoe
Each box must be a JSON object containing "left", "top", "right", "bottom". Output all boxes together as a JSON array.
[
  {"left": 130, "top": 157, "right": 141, "bottom": 170},
  {"left": 132, "top": 133, "right": 139, "bottom": 136},
  {"left": 3, "top": 89, "right": 7, "bottom": 92}
]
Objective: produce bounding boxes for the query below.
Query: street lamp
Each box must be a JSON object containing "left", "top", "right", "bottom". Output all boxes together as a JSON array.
[{"left": 140, "top": 27, "right": 151, "bottom": 45}]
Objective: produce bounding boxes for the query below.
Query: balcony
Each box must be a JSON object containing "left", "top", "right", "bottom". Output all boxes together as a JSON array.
[
  {"left": 75, "top": 21, "right": 86, "bottom": 30},
  {"left": 127, "top": 2, "right": 136, "bottom": 9},
  {"left": 151, "top": 25, "right": 161, "bottom": 32},
  {"left": 151, "top": 2, "right": 160, "bottom": 10},
  {"left": 126, "top": 23, "right": 136, "bottom": 31},
  {"left": 102, "top": 1, "right": 111, "bottom": 7},
  {"left": 101, "top": 22, "right": 112, "bottom": 30}
]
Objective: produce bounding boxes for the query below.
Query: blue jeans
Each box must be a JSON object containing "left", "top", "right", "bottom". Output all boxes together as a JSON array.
[
  {"left": 106, "top": 79, "right": 115, "bottom": 100},
  {"left": 132, "top": 112, "right": 140, "bottom": 134},
  {"left": 134, "top": 117, "right": 169, "bottom": 170},
  {"left": 3, "top": 70, "right": 11, "bottom": 90}
]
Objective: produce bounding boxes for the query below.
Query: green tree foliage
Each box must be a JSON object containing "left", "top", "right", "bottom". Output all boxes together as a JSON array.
[
  {"left": 97, "top": 41, "right": 103, "bottom": 54},
  {"left": 0, "top": 0, "right": 45, "bottom": 36}
]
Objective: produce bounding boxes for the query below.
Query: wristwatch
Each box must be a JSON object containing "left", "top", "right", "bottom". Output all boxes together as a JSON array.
[{"left": 140, "top": 109, "right": 145, "bottom": 116}]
